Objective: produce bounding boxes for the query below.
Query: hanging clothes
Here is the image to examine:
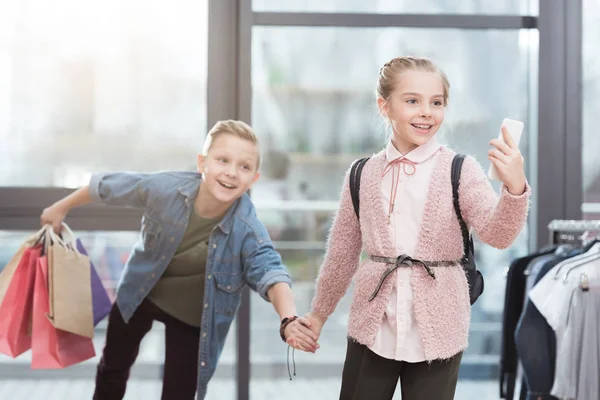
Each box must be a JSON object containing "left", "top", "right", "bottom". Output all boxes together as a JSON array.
[
  {"left": 500, "top": 221, "right": 600, "bottom": 400},
  {"left": 513, "top": 248, "right": 581, "bottom": 400},
  {"left": 499, "top": 247, "right": 557, "bottom": 400},
  {"left": 529, "top": 241, "right": 600, "bottom": 400}
]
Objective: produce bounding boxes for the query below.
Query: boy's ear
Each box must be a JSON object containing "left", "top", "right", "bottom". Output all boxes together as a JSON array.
[
  {"left": 251, "top": 171, "right": 261, "bottom": 185},
  {"left": 196, "top": 154, "right": 206, "bottom": 173}
]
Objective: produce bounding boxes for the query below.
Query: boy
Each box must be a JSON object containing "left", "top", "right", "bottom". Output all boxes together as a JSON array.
[{"left": 40, "top": 120, "right": 318, "bottom": 399}]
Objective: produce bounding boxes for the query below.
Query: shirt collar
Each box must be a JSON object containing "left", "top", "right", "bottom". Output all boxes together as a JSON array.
[
  {"left": 386, "top": 137, "right": 441, "bottom": 164},
  {"left": 178, "top": 177, "right": 239, "bottom": 234}
]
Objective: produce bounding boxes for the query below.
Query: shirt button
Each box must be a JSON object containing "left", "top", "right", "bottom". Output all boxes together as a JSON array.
[
  {"left": 204, "top": 303, "right": 208, "bottom": 308},
  {"left": 212, "top": 244, "right": 217, "bottom": 249},
  {"left": 226, "top": 285, "right": 232, "bottom": 290},
  {"left": 151, "top": 273, "right": 156, "bottom": 278},
  {"left": 170, "top": 237, "right": 175, "bottom": 242},
  {"left": 207, "top": 274, "right": 212, "bottom": 280},
  {"left": 140, "top": 288, "right": 144, "bottom": 293},
  {"left": 200, "top": 361, "right": 206, "bottom": 367},
  {"left": 202, "top": 332, "right": 207, "bottom": 338},
  {"left": 161, "top": 255, "right": 166, "bottom": 260}
]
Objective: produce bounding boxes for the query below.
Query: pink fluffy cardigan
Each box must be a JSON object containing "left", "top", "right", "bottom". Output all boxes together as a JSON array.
[{"left": 311, "top": 147, "right": 530, "bottom": 361}]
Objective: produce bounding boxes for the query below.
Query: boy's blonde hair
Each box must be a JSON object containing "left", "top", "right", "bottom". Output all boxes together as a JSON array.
[
  {"left": 376, "top": 56, "right": 450, "bottom": 106},
  {"left": 203, "top": 120, "right": 261, "bottom": 169}
]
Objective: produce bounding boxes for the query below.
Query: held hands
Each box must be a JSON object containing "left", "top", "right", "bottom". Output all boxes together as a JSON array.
[
  {"left": 284, "top": 312, "right": 326, "bottom": 353},
  {"left": 283, "top": 316, "right": 320, "bottom": 353},
  {"left": 488, "top": 126, "right": 527, "bottom": 195}
]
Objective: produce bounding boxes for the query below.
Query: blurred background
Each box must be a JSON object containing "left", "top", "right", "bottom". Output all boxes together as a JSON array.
[{"left": 0, "top": 0, "right": 599, "bottom": 399}]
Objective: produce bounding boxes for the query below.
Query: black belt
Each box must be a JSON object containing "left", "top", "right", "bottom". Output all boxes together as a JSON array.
[{"left": 368, "top": 254, "right": 457, "bottom": 302}]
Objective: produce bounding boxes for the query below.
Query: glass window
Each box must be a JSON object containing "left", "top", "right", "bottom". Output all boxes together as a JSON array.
[
  {"left": 253, "top": 0, "right": 538, "bottom": 16},
  {"left": 583, "top": 0, "right": 600, "bottom": 220},
  {"left": 0, "top": 0, "right": 208, "bottom": 188},
  {"left": 250, "top": 26, "right": 537, "bottom": 395}
]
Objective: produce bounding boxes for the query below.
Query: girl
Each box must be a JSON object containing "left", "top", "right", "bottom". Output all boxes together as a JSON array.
[{"left": 288, "top": 56, "right": 530, "bottom": 399}]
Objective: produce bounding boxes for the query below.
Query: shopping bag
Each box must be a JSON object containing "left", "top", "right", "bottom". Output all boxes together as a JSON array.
[
  {"left": 75, "top": 238, "right": 112, "bottom": 325},
  {"left": 59, "top": 222, "right": 112, "bottom": 326},
  {"left": 31, "top": 255, "right": 95, "bottom": 369},
  {"left": 46, "top": 229, "right": 94, "bottom": 338},
  {"left": 0, "top": 226, "right": 47, "bottom": 306},
  {"left": 0, "top": 246, "right": 27, "bottom": 307},
  {"left": 0, "top": 245, "right": 42, "bottom": 357}
]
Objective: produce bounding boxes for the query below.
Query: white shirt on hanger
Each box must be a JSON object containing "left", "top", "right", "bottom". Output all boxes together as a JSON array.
[{"left": 529, "top": 244, "right": 600, "bottom": 333}]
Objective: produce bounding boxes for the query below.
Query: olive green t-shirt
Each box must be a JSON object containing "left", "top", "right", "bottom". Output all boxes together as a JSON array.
[{"left": 147, "top": 210, "right": 221, "bottom": 327}]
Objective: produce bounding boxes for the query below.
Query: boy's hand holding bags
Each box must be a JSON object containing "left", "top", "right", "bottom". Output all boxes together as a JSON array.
[{"left": 0, "top": 222, "right": 113, "bottom": 368}]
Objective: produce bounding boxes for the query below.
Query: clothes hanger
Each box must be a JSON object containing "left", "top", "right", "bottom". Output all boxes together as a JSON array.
[
  {"left": 553, "top": 241, "right": 600, "bottom": 279},
  {"left": 582, "top": 232, "right": 600, "bottom": 252},
  {"left": 561, "top": 251, "right": 600, "bottom": 283},
  {"left": 523, "top": 244, "right": 574, "bottom": 276}
]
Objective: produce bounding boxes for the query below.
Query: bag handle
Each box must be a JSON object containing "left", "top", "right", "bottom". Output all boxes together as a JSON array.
[
  {"left": 47, "top": 225, "right": 67, "bottom": 247},
  {"left": 56, "top": 222, "right": 83, "bottom": 254},
  {"left": 42, "top": 223, "right": 83, "bottom": 256},
  {"left": 24, "top": 225, "right": 51, "bottom": 247}
]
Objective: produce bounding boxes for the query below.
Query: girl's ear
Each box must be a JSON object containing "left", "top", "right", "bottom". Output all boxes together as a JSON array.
[{"left": 377, "top": 97, "right": 388, "bottom": 117}]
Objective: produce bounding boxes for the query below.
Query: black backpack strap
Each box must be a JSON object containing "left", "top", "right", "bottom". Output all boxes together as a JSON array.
[
  {"left": 349, "top": 157, "right": 370, "bottom": 219},
  {"left": 451, "top": 154, "right": 471, "bottom": 260}
]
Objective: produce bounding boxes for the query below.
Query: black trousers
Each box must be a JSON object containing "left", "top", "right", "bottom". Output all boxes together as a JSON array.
[
  {"left": 340, "top": 338, "right": 462, "bottom": 400},
  {"left": 93, "top": 299, "right": 201, "bottom": 400}
]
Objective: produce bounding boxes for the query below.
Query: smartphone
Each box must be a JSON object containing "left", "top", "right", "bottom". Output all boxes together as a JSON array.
[{"left": 487, "top": 118, "right": 524, "bottom": 181}]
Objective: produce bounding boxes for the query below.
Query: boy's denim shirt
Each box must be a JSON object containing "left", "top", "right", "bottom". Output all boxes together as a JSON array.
[{"left": 89, "top": 171, "right": 292, "bottom": 399}]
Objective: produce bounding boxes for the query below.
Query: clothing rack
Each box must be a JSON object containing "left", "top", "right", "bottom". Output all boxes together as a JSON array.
[
  {"left": 503, "top": 220, "right": 600, "bottom": 400},
  {"left": 548, "top": 219, "right": 600, "bottom": 245}
]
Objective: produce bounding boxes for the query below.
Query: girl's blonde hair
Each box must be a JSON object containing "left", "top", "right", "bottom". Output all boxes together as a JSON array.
[
  {"left": 203, "top": 120, "right": 261, "bottom": 168},
  {"left": 376, "top": 56, "right": 450, "bottom": 106}
]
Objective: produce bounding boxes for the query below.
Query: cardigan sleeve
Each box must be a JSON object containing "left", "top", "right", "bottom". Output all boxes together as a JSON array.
[
  {"left": 311, "top": 168, "right": 363, "bottom": 320},
  {"left": 458, "top": 155, "right": 530, "bottom": 249}
]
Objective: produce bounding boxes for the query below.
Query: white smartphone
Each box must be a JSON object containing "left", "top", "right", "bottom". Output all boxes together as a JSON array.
[{"left": 487, "top": 118, "right": 524, "bottom": 181}]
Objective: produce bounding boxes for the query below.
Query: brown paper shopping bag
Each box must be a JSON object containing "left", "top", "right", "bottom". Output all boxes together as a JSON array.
[
  {"left": 46, "top": 229, "right": 94, "bottom": 339},
  {"left": 0, "top": 227, "right": 47, "bottom": 307}
]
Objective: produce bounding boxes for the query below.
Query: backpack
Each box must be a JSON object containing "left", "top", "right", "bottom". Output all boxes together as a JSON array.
[{"left": 348, "top": 154, "right": 484, "bottom": 305}]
